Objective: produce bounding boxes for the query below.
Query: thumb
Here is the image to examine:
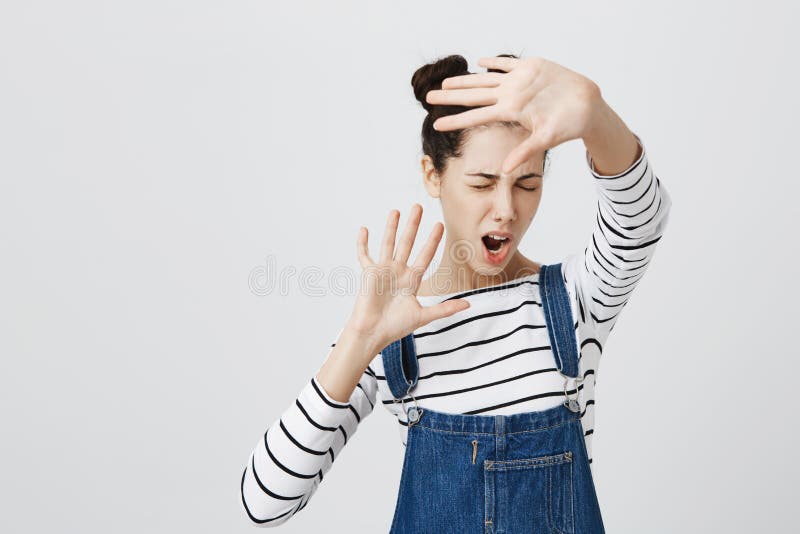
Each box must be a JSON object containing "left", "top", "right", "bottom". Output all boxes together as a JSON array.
[
  {"left": 419, "top": 298, "right": 471, "bottom": 325},
  {"left": 502, "top": 133, "right": 550, "bottom": 175}
]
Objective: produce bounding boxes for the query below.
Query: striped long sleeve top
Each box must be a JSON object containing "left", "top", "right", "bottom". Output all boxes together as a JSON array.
[{"left": 240, "top": 133, "right": 672, "bottom": 527}]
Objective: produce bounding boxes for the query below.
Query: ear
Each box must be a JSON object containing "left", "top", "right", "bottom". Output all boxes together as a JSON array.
[{"left": 421, "top": 155, "right": 442, "bottom": 199}]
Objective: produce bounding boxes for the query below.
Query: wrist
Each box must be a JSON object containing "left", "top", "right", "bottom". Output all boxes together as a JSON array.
[
  {"left": 342, "top": 321, "right": 387, "bottom": 357},
  {"left": 581, "top": 100, "right": 640, "bottom": 176},
  {"left": 316, "top": 324, "right": 384, "bottom": 404},
  {"left": 582, "top": 96, "right": 616, "bottom": 147}
]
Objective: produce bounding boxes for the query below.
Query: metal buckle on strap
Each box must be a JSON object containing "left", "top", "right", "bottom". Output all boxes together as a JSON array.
[
  {"left": 562, "top": 373, "right": 584, "bottom": 413},
  {"left": 393, "top": 381, "right": 423, "bottom": 426}
]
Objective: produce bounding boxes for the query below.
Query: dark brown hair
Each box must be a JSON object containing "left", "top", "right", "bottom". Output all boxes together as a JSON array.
[{"left": 411, "top": 53, "right": 550, "bottom": 177}]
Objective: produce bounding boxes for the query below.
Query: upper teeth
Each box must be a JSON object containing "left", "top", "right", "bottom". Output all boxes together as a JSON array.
[{"left": 488, "top": 234, "right": 508, "bottom": 241}]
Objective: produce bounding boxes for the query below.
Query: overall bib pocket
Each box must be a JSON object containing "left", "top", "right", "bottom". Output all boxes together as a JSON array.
[{"left": 484, "top": 451, "right": 575, "bottom": 534}]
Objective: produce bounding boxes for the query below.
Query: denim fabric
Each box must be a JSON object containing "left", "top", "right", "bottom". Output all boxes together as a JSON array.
[{"left": 381, "top": 263, "right": 605, "bottom": 533}]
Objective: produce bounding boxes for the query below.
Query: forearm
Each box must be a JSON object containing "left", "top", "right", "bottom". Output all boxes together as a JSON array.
[
  {"left": 241, "top": 361, "right": 379, "bottom": 526},
  {"left": 315, "top": 324, "right": 382, "bottom": 403},
  {"left": 577, "top": 123, "right": 673, "bottom": 337},
  {"left": 582, "top": 98, "right": 642, "bottom": 176}
]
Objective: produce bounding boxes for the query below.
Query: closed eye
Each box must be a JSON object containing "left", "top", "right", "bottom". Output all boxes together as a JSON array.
[{"left": 470, "top": 184, "right": 539, "bottom": 191}]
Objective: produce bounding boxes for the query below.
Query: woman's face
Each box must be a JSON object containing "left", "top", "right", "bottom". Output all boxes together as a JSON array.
[{"left": 422, "top": 124, "right": 545, "bottom": 279}]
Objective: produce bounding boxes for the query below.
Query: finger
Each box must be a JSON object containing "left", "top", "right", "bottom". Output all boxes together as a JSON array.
[
  {"left": 393, "top": 203, "right": 422, "bottom": 264},
  {"left": 426, "top": 87, "right": 496, "bottom": 107},
  {"left": 411, "top": 221, "right": 444, "bottom": 274},
  {"left": 502, "top": 133, "right": 552, "bottom": 175},
  {"left": 379, "top": 209, "right": 400, "bottom": 263},
  {"left": 476, "top": 56, "right": 520, "bottom": 72},
  {"left": 356, "top": 226, "right": 375, "bottom": 269},
  {"left": 419, "top": 298, "right": 471, "bottom": 325},
  {"left": 433, "top": 104, "right": 510, "bottom": 132},
  {"left": 441, "top": 72, "right": 503, "bottom": 90}
]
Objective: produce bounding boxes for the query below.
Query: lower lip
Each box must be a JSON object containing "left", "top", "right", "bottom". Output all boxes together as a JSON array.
[{"left": 482, "top": 237, "right": 512, "bottom": 265}]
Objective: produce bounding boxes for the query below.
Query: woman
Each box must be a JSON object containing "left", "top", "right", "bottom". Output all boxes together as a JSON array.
[{"left": 240, "top": 54, "right": 672, "bottom": 532}]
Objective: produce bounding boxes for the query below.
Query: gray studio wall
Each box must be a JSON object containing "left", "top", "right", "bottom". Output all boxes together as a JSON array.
[{"left": 1, "top": 1, "right": 796, "bottom": 532}]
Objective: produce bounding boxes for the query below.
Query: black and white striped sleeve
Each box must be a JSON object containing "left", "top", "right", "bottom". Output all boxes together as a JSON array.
[
  {"left": 563, "top": 133, "right": 672, "bottom": 344},
  {"left": 239, "top": 332, "right": 379, "bottom": 527}
]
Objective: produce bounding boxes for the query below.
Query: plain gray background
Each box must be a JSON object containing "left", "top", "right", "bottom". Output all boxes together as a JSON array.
[{"left": 1, "top": 1, "right": 797, "bottom": 532}]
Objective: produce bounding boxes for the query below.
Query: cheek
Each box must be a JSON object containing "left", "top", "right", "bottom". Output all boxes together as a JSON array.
[
  {"left": 443, "top": 188, "right": 484, "bottom": 214},
  {"left": 522, "top": 199, "right": 541, "bottom": 223},
  {"left": 530, "top": 193, "right": 543, "bottom": 211}
]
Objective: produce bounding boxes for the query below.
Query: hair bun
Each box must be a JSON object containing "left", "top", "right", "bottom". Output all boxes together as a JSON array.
[{"left": 411, "top": 55, "right": 470, "bottom": 113}]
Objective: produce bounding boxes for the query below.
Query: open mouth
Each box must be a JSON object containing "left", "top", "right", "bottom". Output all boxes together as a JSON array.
[
  {"left": 482, "top": 234, "right": 509, "bottom": 253},
  {"left": 481, "top": 232, "right": 513, "bottom": 264}
]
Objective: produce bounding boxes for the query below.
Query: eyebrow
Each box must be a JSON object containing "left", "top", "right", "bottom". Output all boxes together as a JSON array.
[{"left": 465, "top": 172, "right": 543, "bottom": 179}]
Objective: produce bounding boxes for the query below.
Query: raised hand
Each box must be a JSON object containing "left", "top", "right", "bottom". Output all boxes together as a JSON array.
[
  {"left": 425, "top": 55, "right": 606, "bottom": 175},
  {"left": 346, "top": 203, "right": 470, "bottom": 358}
]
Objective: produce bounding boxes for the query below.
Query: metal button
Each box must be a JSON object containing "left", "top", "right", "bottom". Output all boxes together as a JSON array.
[{"left": 407, "top": 407, "right": 419, "bottom": 423}]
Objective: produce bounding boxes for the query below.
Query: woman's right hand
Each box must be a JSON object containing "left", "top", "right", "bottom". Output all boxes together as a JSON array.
[{"left": 346, "top": 203, "right": 470, "bottom": 360}]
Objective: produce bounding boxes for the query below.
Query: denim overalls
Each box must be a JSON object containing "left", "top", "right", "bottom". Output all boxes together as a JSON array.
[{"left": 380, "top": 263, "right": 605, "bottom": 534}]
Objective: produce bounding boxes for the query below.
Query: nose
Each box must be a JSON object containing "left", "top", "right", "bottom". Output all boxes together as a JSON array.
[{"left": 492, "top": 184, "right": 516, "bottom": 223}]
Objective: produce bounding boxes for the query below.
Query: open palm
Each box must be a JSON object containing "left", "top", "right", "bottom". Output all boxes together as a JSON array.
[
  {"left": 425, "top": 55, "right": 604, "bottom": 175},
  {"left": 347, "top": 204, "right": 470, "bottom": 352}
]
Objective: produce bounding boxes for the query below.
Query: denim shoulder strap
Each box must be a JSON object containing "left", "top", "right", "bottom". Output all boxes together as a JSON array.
[
  {"left": 380, "top": 333, "right": 419, "bottom": 400},
  {"left": 539, "top": 262, "right": 580, "bottom": 378}
]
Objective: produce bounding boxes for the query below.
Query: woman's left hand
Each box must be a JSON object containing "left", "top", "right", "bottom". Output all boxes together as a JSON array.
[{"left": 425, "top": 56, "right": 608, "bottom": 174}]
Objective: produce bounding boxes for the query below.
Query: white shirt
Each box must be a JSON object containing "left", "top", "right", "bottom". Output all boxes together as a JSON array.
[{"left": 240, "top": 133, "right": 672, "bottom": 526}]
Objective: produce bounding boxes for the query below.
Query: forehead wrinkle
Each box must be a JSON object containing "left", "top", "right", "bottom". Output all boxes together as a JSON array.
[{"left": 463, "top": 160, "right": 538, "bottom": 177}]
